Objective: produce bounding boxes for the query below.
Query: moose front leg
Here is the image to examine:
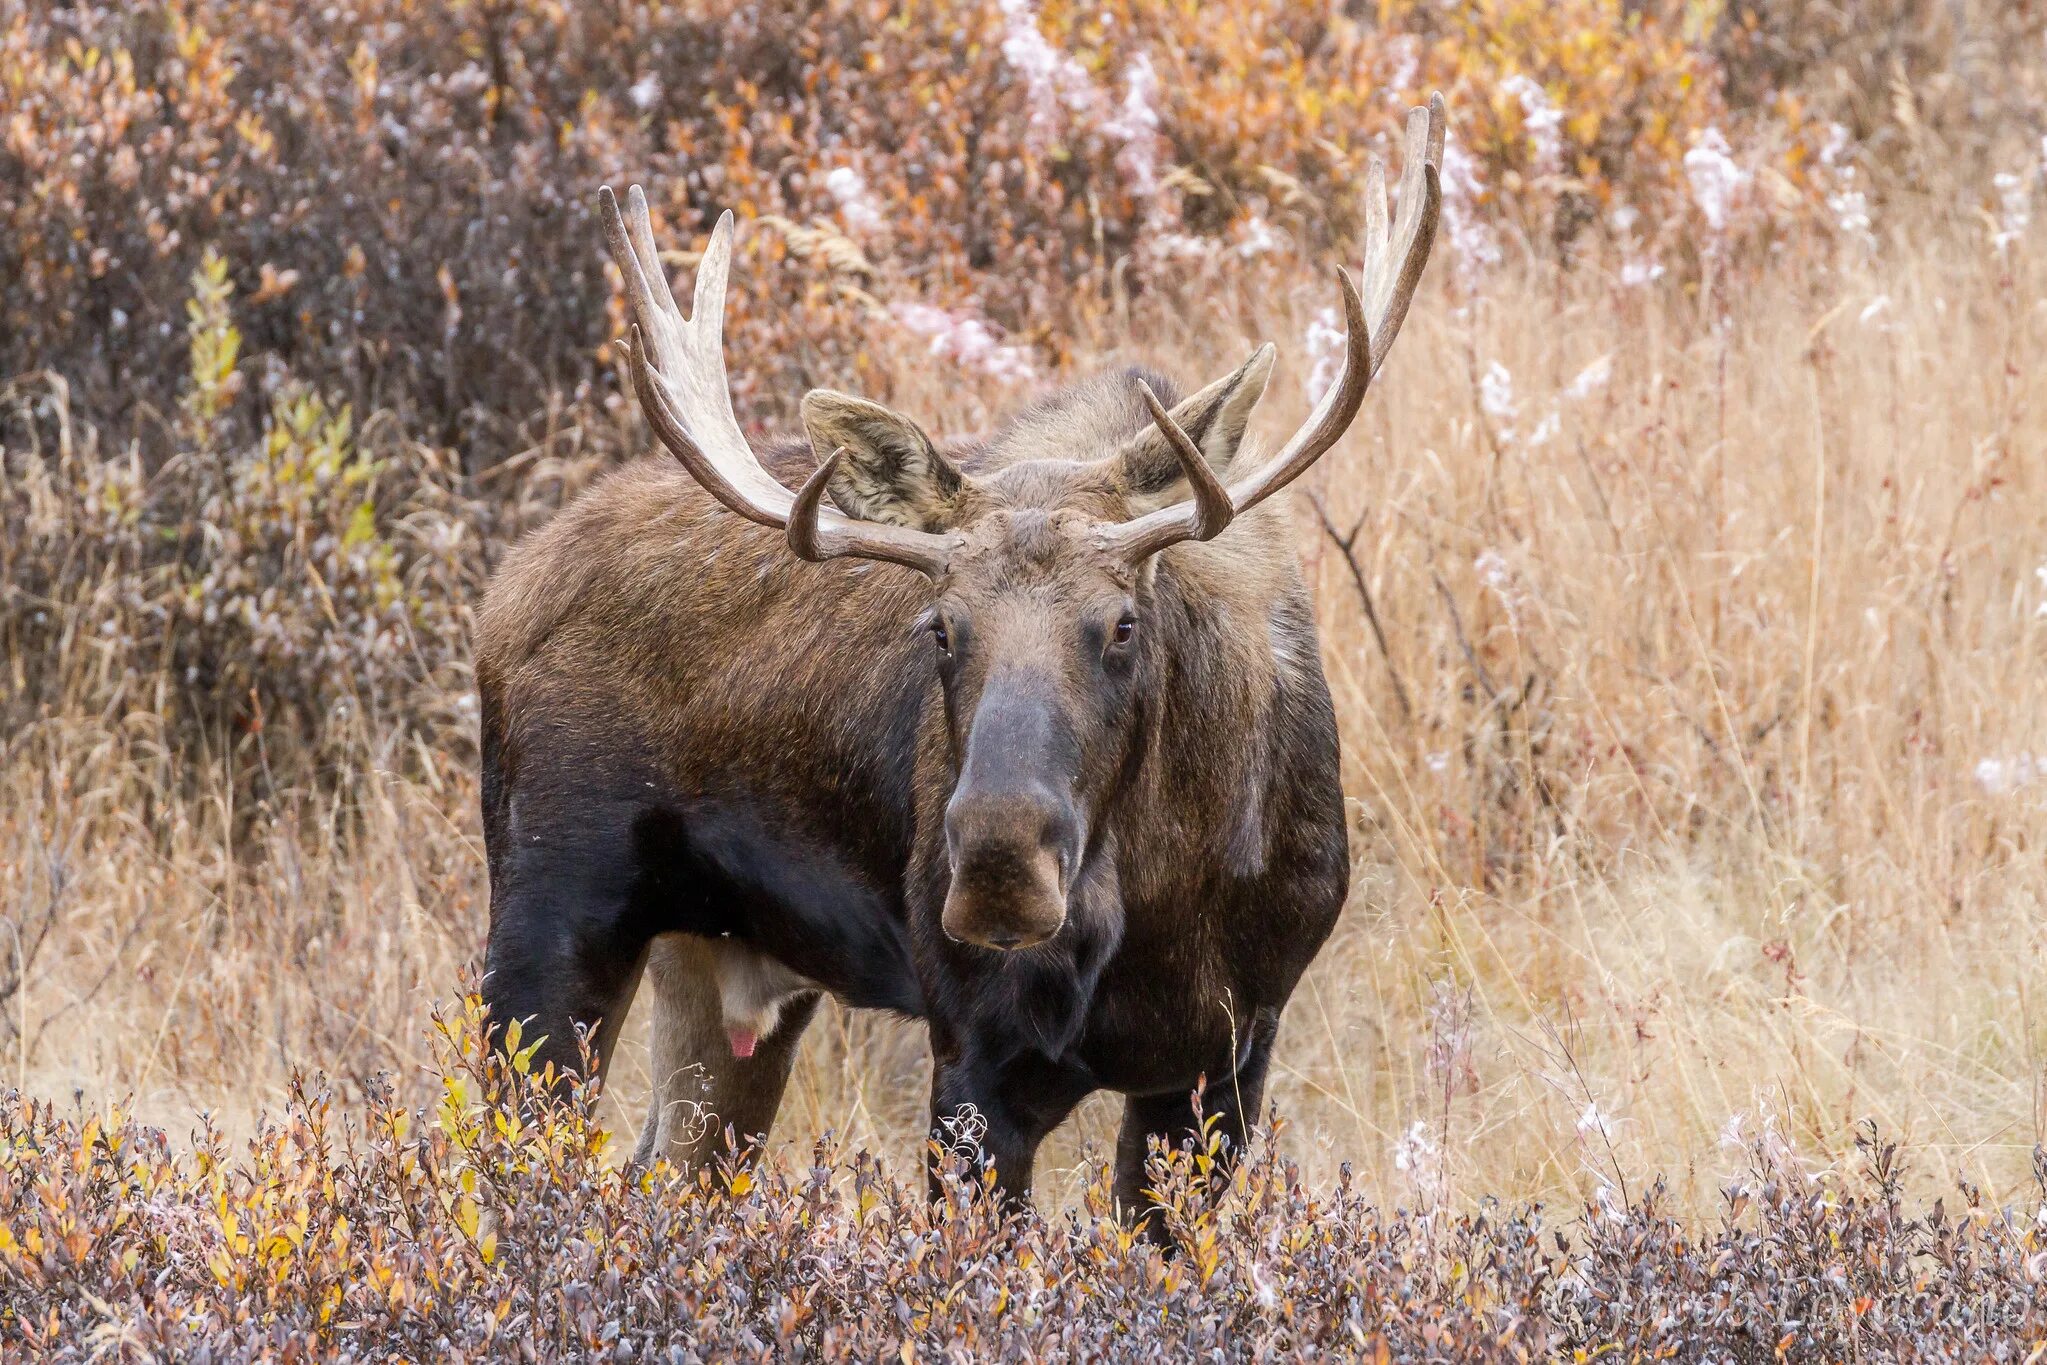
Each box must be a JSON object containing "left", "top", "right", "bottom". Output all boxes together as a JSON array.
[
  {"left": 1112, "top": 1006, "right": 1280, "bottom": 1240},
  {"left": 927, "top": 1045, "right": 1088, "bottom": 1209},
  {"left": 481, "top": 843, "right": 653, "bottom": 1092}
]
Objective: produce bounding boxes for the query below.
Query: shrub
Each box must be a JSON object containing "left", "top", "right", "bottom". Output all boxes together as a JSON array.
[
  {"left": 3, "top": 0, "right": 1872, "bottom": 471},
  {"left": 0, "top": 252, "right": 476, "bottom": 792},
  {"left": 1710, "top": 0, "right": 2047, "bottom": 167},
  {"left": 1, "top": 999, "right": 2043, "bottom": 1359}
]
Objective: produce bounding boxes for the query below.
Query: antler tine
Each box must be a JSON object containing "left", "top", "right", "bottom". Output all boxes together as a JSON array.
[
  {"left": 620, "top": 186, "right": 686, "bottom": 352},
  {"left": 1101, "top": 96, "right": 1443, "bottom": 565},
  {"left": 1368, "top": 102, "right": 1442, "bottom": 375},
  {"left": 786, "top": 447, "right": 846, "bottom": 562},
  {"left": 604, "top": 187, "right": 683, "bottom": 396},
  {"left": 1224, "top": 265, "right": 1373, "bottom": 513},
  {"left": 1358, "top": 156, "right": 1391, "bottom": 341},
  {"left": 600, "top": 186, "right": 957, "bottom": 576},
  {"left": 1119, "top": 378, "right": 1234, "bottom": 561}
]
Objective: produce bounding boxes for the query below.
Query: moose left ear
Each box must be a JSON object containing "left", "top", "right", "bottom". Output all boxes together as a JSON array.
[
  {"left": 1114, "top": 345, "right": 1275, "bottom": 498},
  {"left": 800, "top": 390, "right": 966, "bottom": 531}
]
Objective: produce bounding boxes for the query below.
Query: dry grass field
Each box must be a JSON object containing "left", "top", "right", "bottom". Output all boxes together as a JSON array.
[
  {"left": 12, "top": 207, "right": 2047, "bottom": 1219},
  {"left": 7, "top": 0, "right": 2047, "bottom": 1355}
]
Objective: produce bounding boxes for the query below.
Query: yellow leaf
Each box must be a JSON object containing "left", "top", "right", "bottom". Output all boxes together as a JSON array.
[{"left": 454, "top": 1194, "right": 480, "bottom": 1241}]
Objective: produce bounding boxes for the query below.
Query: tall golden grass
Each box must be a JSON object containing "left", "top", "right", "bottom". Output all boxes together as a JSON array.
[{"left": 8, "top": 204, "right": 2042, "bottom": 1218}]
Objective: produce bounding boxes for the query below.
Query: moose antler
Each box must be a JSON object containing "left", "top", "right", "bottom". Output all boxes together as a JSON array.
[
  {"left": 1101, "top": 95, "right": 1445, "bottom": 564},
  {"left": 599, "top": 186, "right": 960, "bottom": 576}
]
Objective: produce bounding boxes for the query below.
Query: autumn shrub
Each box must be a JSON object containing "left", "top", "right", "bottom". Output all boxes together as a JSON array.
[
  {"left": 0, "top": 997, "right": 2043, "bottom": 1360},
  {"left": 1709, "top": 0, "right": 2047, "bottom": 168},
  {"left": 0, "top": 252, "right": 477, "bottom": 792},
  {"left": 3, "top": 0, "right": 1879, "bottom": 470}
]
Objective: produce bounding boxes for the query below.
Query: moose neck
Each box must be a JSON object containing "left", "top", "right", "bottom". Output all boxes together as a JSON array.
[{"left": 1103, "top": 537, "right": 1308, "bottom": 916}]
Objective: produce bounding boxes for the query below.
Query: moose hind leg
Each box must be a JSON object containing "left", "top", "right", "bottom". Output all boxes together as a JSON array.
[{"left": 633, "top": 934, "right": 818, "bottom": 1169}]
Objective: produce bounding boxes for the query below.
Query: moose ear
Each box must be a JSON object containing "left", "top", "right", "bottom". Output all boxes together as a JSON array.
[
  {"left": 1114, "top": 345, "right": 1275, "bottom": 499},
  {"left": 800, "top": 390, "right": 966, "bottom": 531}
]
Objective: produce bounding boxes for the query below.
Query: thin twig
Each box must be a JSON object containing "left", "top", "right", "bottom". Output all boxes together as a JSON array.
[
  {"left": 1308, "top": 493, "right": 1413, "bottom": 724},
  {"left": 1429, "top": 567, "right": 1500, "bottom": 701}
]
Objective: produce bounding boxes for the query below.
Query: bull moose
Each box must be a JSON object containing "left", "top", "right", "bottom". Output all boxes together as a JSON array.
[{"left": 475, "top": 97, "right": 1444, "bottom": 1214}]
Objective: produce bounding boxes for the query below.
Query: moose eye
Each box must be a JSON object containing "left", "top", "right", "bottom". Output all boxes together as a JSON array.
[
  {"left": 929, "top": 618, "right": 952, "bottom": 654},
  {"left": 1112, "top": 614, "right": 1136, "bottom": 646}
]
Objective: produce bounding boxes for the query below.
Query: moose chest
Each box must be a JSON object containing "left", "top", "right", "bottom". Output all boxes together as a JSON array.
[{"left": 1075, "top": 867, "right": 1341, "bottom": 1097}]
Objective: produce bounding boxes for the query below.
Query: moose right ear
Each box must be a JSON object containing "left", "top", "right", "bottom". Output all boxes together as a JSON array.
[
  {"left": 1113, "top": 346, "right": 1275, "bottom": 501},
  {"left": 800, "top": 390, "right": 966, "bottom": 532}
]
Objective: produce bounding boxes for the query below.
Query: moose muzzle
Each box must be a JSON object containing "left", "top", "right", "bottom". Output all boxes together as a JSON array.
[
  {"left": 941, "top": 677, "right": 1082, "bottom": 951},
  {"left": 942, "top": 790, "right": 1073, "bottom": 950}
]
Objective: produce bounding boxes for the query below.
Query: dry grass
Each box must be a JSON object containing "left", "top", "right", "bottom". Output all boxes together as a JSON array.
[{"left": 9, "top": 211, "right": 2044, "bottom": 1224}]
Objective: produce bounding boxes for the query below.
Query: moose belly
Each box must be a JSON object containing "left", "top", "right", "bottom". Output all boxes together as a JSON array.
[{"left": 636, "top": 799, "right": 924, "bottom": 1017}]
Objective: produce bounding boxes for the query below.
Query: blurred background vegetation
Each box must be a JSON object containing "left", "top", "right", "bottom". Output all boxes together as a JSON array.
[{"left": 4, "top": 0, "right": 2040, "bottom": 786}]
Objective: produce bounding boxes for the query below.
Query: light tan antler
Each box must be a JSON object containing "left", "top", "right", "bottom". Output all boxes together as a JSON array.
[
  {"left": 1101, "top": 94, "right": 1445, "bottom": 564},
  {"left": 599, "top": 185, "right": 959, "bottom": 576}
]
